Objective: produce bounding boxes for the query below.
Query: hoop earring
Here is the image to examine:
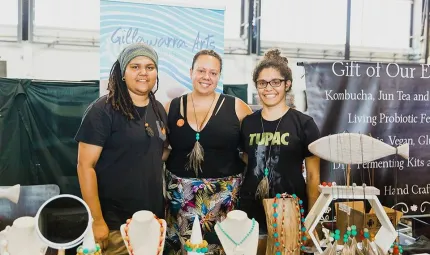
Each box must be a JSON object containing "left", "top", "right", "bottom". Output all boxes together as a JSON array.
[{"left": 122, "top": 77, "right": 125, "bottom": 81}]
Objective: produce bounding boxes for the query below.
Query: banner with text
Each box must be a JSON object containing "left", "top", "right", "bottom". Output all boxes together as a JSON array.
[
  {"left": 100, "top": 0, "right": 225, "bottom": 103},
  {"left": 305, "top": 62, "right": 430, "bottom": 216}
]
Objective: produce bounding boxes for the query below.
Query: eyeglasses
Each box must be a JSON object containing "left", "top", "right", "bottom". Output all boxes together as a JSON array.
[{"left": 256, "top": 79, "right": 285, "bottom": 89}]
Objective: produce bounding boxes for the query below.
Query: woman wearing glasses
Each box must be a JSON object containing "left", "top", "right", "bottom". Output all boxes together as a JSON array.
[{"left": 238, "top": 49, "right": 321, "bottom": 235}]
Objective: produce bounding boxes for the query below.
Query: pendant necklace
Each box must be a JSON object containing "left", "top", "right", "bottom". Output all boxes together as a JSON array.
[
  {"left": 216, "top": 218, "right": 256, "bottom": 255},
  {"left": 135, "top": 100, "right": 155, "bottom": 137},
  {"left": 143, "top": 103, "right": 155, "bottom": 137},
  {"left": 255, "top": 109, "right": 286, "bottom": 200},
  {"left": 186, "top": 93, "right": 216, "bottom": 176}
]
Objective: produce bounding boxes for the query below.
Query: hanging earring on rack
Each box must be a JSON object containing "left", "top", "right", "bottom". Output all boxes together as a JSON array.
[
  {"left": 350, "top": 182, "right": 364, "bottom": 255},
  {"left": 323, "top": 229, "right": 340, "bottom": 255},
  {"left": 326, "top": 184, "right": 340, "bottom": 254},
  {"left": 361, "top": 181, "right": 377, "bottom": 255}
]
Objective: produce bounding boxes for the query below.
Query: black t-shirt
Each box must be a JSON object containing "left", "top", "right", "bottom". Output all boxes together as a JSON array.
[
  {"left": 239, "top": 108, "right": 320, "bottom": 233},
  {"left": 74, "top": 95, "right": 167, "bottom": 230}
]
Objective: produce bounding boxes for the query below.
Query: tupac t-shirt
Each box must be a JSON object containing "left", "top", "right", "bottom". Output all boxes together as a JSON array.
[{"left": 239, "top": 108, "right": 320, "bottom": 233}]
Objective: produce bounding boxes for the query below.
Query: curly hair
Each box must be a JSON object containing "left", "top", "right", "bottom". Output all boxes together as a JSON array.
[{"left": 252, "top": 49, "right": 293, "bottom": 92}]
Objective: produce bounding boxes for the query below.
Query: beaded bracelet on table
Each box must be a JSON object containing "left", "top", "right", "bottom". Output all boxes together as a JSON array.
[
  {"left": 271, "top": 193, "right": 306, "bottom": 255},
  {"left": 76, "top": 243, "right": 101, "bottom": 255},
  {"left": 183, "top": 239, "right": 209, "bottom": 253},
  {"left": 390, "top": 242, "right": 403, "bottom": 255}
]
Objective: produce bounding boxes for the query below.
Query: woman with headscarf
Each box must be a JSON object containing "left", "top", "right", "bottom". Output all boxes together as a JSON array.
[{"left": 75, "top": 43, "right": 168, "bottom": 255}]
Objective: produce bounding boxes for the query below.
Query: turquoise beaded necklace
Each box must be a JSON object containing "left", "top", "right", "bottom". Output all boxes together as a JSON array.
[
  {"left": 216, "top": 218, "right": 256, "bottom": 253},
  {"left": 271, "top": 193, "right": 306, "bottom": 255}
]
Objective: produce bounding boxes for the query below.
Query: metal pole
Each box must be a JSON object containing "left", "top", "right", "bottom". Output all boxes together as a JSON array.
[
  {"left": 345, "top": 0, "right": 352, "bottom": 60},
  {"left": 410, "top": 0, "right": 415, "bottom": 48},
  {"left": 29, "top": 0, "right": 34, "bottom": 42},
  {"left": 17, "top": 0, "right": 23, "bottom": 42},
  {"left": 255, "top": 0, "right": 261, "bottom": 55},
  {"left": 247, "top": 0, "right": 254, "bottom": 55}
]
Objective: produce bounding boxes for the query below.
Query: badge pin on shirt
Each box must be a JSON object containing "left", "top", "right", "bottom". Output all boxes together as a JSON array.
[{"left": 177, "top": 118, "right": 184, "bottom": 127}]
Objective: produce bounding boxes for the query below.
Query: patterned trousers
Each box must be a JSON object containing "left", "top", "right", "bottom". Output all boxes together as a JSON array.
[{"left": 103, "top": 231, "right": 129, "bottom": 255}]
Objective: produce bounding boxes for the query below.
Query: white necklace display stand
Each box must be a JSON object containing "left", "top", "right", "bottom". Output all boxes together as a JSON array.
[
  {"left": 304, "top": 133, "right": 410, "bottom": 254},
  {"left": 215, "top": 210, "right": 259, "bottom": 255},
  {"left": 0, "top": 216, "right": 47, "bottom": 255},
  {"left": 0, "top": 185, "right": 46, "bottom": 255},
  {"left": 0, "top": 185, "right": 20, "bottom": 204},
  {"left": 120, "top": 211, "right": 166, "bottom": 255}
]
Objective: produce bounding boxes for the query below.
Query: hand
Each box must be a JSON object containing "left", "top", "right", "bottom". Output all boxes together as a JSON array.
[{"left": 93, "top": 219, "right": 109, "bottom": 250}]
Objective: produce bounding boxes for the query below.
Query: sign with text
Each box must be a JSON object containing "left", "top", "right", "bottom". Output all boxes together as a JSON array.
[
  {"left": 305, "top": 62, "right": 430, "bottom": 216},
  {"left": 100, "top": 0, "right": 225, "bottom": 103}
]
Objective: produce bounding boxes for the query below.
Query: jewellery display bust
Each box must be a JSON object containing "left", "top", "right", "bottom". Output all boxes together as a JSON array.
[
  {"left": 214, "top": 210, "right": 259, "bottom": 255},
  {"left": 120, "top": 211, "right": 166, "bottom": 255},
  {"left": 0, "top": 217, "right": 47, "bottom": 255}
]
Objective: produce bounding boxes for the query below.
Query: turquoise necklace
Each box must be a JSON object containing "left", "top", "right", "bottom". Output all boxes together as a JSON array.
[{"left": 216, "top": 218, "right": 256, "bottom": 254}]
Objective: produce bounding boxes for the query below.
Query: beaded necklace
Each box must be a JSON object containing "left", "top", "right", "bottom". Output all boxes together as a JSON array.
[
  {"left": 123, "top": 215, "right": 165, "bottom": 255},
  {"left": 271, "top": 193, "right": 306, "bottom": 255},
  {"left": 215, "top": 218, "right": 256, "bottom": 254},
  {"left": 76, "top": 243, "right": 102, "bottom": 255},
  {"left": 76, "top": 244, "right": 102, "bottom": 255},
  {"left": 183, "top": 240, "right": 208, "bottom": 253}
]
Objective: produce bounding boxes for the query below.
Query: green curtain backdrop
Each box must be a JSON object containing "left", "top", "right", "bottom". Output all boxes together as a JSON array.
[
  {"left": 0, "top": 78, "right": 99, "bottom": 196},
  {"left": 223, "top": 84, "right": 247, "bottom": 102}
]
